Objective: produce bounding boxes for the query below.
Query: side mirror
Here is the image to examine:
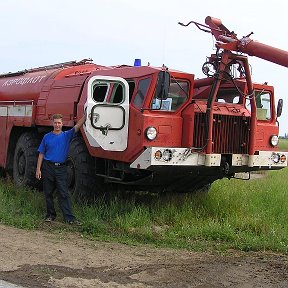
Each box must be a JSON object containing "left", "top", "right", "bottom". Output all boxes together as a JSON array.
[
  {"left": 277, "top": 99, "right": 283, "bottom": 118},
  {"left": 155, "top": 71, "right": 170, "bottom": 100}
]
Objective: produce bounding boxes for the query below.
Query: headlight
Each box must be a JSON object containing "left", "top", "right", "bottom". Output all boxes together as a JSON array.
[
  {"left": 270, "top": 135, "right": 279, "bottom": 147},
  {"left": 271, "top": 153, "right": 280, "bottom": 163},
  {"left": 145, "top": 126, "right": 157, "bottom": 141},
  {"left": 162, "top": 149, "right": 173, "bottom": 162}
]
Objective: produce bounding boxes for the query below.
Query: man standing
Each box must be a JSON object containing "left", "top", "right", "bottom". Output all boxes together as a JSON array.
[{"left": 36, "top": 113, "right": 86, "bottom": 224}]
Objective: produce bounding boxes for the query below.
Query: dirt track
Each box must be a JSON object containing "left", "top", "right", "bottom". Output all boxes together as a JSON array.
[{"left": 0, "top": 223, "right": 287, "bottom": 288}]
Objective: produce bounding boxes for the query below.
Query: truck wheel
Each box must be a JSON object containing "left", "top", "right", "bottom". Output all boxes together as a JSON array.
[
  {"left": 194, "top": 183, "right": 211, "bottom": 194},
  {"left": 67, "top": 137, "right": 104, "bottom": 202},
  {"left": 166, "top": 176, "right": 213, "bottom": 194},
  {"left": 181, "top": 183, "right": 212, "bottom": 194},
  {"left": 13, "top": 132, "right": 40, "bottom": 188}
]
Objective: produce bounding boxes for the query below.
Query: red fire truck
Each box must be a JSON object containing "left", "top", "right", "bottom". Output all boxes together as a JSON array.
[{"left": 0, "top": 16, "right": 287, "bottom": 199}]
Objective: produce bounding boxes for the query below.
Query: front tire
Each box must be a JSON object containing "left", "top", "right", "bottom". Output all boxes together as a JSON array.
[
  {"left": 165, "top": 174, "right": 213, "bottom": 194},
  {"left": 67, "top": 137, "right": 105, "bottom": 202},
  {"left": 13, "top": 132, "right": 40, "bottom": 187}
]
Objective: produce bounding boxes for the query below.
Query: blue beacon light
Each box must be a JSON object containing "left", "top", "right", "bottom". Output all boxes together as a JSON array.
[{"left": 134, "top": 59, "right": 141, "bottom": 66}]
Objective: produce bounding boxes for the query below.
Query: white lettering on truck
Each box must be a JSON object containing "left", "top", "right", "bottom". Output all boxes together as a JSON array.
[{"left": 2, "top": 75, "right": 46, "bottom": 86}]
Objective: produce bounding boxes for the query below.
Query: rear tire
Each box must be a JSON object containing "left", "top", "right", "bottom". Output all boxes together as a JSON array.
[{"left": 13, "top": 132, "right": 40, "bottom": 188}]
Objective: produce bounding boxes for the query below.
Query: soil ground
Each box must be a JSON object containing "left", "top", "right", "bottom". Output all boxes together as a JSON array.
[{"left": 0, "top": 223, "right": 287, "bottom": 288}]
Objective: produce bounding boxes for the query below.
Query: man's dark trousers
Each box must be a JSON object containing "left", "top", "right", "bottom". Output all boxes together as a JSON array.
[{"left": 42, "top": 161, "right": 75, "bottom": 222}]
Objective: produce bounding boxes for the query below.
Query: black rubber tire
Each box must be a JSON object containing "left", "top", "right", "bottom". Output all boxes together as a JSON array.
[
  {"left": 193, "top": 183, "right": 211, "bottom": 194},
  {"left": 67, "top": 137, "right": 105, "bottom": 203},
  {"left": 165, "top": 175, "right": 213, "bottom": 194},
  {"left": 13, "top": 132, "right": 40, "bottom": 188},
  {"left": 179, "top": 183, "right": 211, "bottom": 194}
]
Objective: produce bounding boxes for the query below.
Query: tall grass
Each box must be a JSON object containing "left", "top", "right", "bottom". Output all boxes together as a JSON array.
[
  {"left": 79, "top": 168, "right": 287, "bottom": 253},
  {"left": 279, "top": 138, "right": 288, "bottom": 151},
  {"left": 0, "top": 179, "right": 44, "bottom": 228},
  {"left": 0, "top": 161, "right": 287, "bottom": 253}
]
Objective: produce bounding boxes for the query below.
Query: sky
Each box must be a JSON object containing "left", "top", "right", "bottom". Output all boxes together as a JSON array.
[{"left": 1, "top": 0, "right": 287, "bottom": 135}]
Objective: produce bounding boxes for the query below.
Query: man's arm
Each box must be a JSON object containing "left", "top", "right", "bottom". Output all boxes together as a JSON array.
[
  {"left": 36, "top": 153, "right": 44, "bottom": 180},
  {"left": 74, "top": 113, "right": 86, "bottom": 133}
]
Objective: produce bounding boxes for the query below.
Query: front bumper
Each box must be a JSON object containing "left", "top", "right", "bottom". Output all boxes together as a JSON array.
[{"left": 130, "top": 147, "right": 288, "bottom": 170}]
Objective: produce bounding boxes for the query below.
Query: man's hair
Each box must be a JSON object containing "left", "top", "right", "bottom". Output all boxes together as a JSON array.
[{"left": 52, "top": 114, "right": 63, "bottom": 120}]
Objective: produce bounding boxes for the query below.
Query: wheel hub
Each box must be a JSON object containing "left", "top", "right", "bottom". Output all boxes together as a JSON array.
[{"left": 18, "top": 153, "right": 26, "bottom": 176}]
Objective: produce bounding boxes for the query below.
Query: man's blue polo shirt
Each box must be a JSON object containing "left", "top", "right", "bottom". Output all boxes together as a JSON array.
[{"left": 38, "top": 128, "right": 75, "bottom": 163}]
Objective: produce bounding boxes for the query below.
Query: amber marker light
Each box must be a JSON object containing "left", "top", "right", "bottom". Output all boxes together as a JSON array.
[
  {"left": 154, "top": 150, "right": 162, "bottom": 160},
  {"left": 280, "top": 154, "right": 287, "bottom": 163}
]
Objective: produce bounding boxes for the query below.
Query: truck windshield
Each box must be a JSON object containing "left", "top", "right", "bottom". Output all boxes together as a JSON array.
[
  {"left": 193, "top": 87, "right": 242, "bottom": 104},
  {"left": 151, "top": 79, "right": 189, "bottom": 111},
  {"left": 216, "top": 88, "right": 241, "bottom": 104}
]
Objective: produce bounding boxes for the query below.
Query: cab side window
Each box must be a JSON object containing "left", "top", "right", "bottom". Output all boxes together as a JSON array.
[
  {"left": 92, "top": 79, "right": 135, "bottom": 104},
  {"left": 256, "top": 91, "right": 271, "bottom": 120},
  {"left": 128, "top": 81, "right": 135, "bottom": 102},
  {"left": 109, "top": 81, "right": 135, "bottom": 104},
  {"left": 110, "top": 83, "right": 124, "bottom": 104},
  {"left": 93, "top": 84, "right": 109, "bottom": 102},
  {"left": 133, "top": 77, "right": 151, "bottom": 109},
  {"left": 245, "top": 90, "right": 272, "bottom": 120}
]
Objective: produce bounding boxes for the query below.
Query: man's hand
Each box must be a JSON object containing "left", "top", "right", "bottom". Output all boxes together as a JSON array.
[
  {"left": 36, "top": 153, "right": 44, "bottom": 179},
  {"left": 36, "top": 169, "right": 41, "bottom": 180},
  {"left": 74, "top": 112, "right": 87, "bottom": 133}
]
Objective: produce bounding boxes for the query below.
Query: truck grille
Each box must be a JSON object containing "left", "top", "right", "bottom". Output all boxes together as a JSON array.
[{"left": 193, "top": 113, "right": 250, "bottom": 154}]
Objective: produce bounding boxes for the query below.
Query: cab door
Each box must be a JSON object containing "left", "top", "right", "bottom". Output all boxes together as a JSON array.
[{"left": 84, "top": 76, "right": 129, "bottom": 151}]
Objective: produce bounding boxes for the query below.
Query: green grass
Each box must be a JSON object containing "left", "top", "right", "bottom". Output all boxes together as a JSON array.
[
  {"left": 0, "top": 166, "right": 288, "bottom": 254},
  {"left": 0, "top": 180, "right": 45, "bottom": 229},
  {"left": 279, "top": 138, "right": 288, "bottom": 151}
]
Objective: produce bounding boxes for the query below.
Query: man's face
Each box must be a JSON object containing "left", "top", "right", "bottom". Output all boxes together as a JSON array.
[{"left": 53, "top": 118, "right": 63, "bottom": 133}]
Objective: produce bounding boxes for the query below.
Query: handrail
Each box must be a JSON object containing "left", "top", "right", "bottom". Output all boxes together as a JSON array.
[
  {"left": 0, "top": 59, "right": 93, "bottom": 78},
  {"left": 0, "top": 100, "right": 34, "bottom": 106}
]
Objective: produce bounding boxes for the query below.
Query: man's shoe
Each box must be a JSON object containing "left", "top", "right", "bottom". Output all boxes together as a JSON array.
[
  {"left": 44, "top": 216, "right": 55, "bottom": 222},
  {"left": 66, "top": 220, "right": 82, "bottom": 226}
]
